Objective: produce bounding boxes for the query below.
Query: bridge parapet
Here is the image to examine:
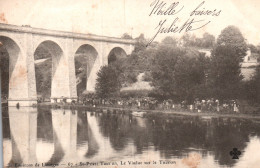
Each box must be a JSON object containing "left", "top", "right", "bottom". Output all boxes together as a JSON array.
[{"left": 0, "top": 23, "right": 136, "bottom": 45}]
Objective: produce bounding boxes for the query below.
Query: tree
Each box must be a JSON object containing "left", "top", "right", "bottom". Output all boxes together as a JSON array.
[
  {"left": 201, "top": 32, "right": 215, "bottom": 48},
  {"left": 35, "top": 59, "right": 52, "bottom": 98},
  {"left": 181, "top": 33, "right": 197, "bottom": 47},
  {"left": 150, "top": 44, "right": 211, "bottom": 102},
  {"left": 174, "top": 51, "right": 210, "bottom": 102},
  {"left": 180, "top": 33, "right": 215, "bottom": 48},
  {"left": 95, "top": 65, "right": 121, "bottom": 98},
  {"left": 150, "top": 44, "right": 190, "bottom": 100},
  {"left": 216, "top": 25, "right": 247, "bottom": 60},
  {"left": 132, "top": 34, "right": 145, "bottom": 52},
  {"left": 161, "top": 36, "right": 177, "bottom": 46},
  {"left": 248, "top": 44, "right": 258, "bottom": 53},
  {"left": 150, "top": 45, "right": 182, "bottom": 99},
  {"left": 121, "top": 33, "right": 132, "bottom": 39},
  {"left": 0, "top": 49, "right": 9, "bottom": 97},
  {"left": 244, "top": 65, "right": 260, "bottom": 103},
  {"left": 210, "top": 26, "right": 247, "bottom": 100}
]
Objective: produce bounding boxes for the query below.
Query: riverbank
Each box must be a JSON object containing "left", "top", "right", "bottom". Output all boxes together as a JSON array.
[{"left": 35, "top": 102, "right": 260, "bottom": 120}]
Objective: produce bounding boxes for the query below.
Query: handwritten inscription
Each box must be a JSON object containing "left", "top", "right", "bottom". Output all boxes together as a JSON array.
[
  {"left": 190, "top": 1, "right": 221, "bottom": 16},
  {"left": 147, "top": 0, "right": 222, "bottom": 46},
  {"left": 149, "top": 1, "right": 183, "bottom": 16}
]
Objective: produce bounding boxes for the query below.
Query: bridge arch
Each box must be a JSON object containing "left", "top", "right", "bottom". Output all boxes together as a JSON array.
[
  {"left": 33, "top": 40, "right": 65, "bottom": 101},
  {"left": 74, "top": 44, "right": 98, "bottom": 95},
  {"left": 33, "top": 37, "right": 64, "bottom": 53},
  {"left": 0, "top": 36, "right": 26, "bottom": 102},
  {"left": 108, "top": 47, "right": 127, "bottom": 64}
]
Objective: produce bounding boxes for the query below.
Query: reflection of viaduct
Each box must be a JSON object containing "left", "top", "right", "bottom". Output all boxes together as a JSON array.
[
  {"left": 0, "top": 23, "right": 135, "bottom": 106},
  {"left": 8, "top": 108, "right": 101, "bottom": 165},
  {"left": 8, "top": 107, "right": 37, "bottom": 165}
]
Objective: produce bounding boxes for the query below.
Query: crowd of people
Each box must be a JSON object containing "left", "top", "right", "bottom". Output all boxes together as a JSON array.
[
  {"left": 184, "top": 99, "right": 239, "bottom": 113},
  {"left": 77, "top": 96, "right": 241, "bottom": 113},
  {"left": 81, "top": 97, "right": 159, "bottom": 109}
]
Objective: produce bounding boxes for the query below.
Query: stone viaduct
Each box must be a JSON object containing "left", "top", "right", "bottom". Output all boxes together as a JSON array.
[{"left": 0, "top": 23, "right": 135, "bottom": 106}]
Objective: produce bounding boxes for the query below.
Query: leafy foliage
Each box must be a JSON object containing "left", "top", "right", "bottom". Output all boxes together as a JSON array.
[
  {"left": 248, "top": 44, "right": 258, "bottom": 54},
  {"left": 242, "top": 65, "right": 260, "bottom": 103},
  {"left": 121, "top": 33, "right": 133, "bottom": 39},
  {"left": 0, "top": 49, "right": 9, "bottom": 96},
  {"left": 216, "top": 25, "right": 247, "bottom": 60},
  {"left": 210, "top": 26, "right": 247, "bottom": 100},
  {"left": 35, "top": 59, "right": 52, "bottom": 98},
  {"left": 95, "top": 65, "right": 121, "bottom": 98},
  {"left": 174, "top": 52, "right": 210, "bottom": 102},
  {"left": 150, "top": 44, "right": 210, "bottom": 102},
  {"left": 161, "top": 36, "right": 178, "bottom": 46},
  {"left": 181, "top": 33, "right": 215, "bottom": 48},
  {"left": 150, "top": 45, "right": 182, "bottom": 99}
]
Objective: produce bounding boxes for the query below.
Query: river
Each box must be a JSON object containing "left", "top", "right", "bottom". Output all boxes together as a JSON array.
[{"left": 2, "top": 106, "right": 260, "bottom": 168}]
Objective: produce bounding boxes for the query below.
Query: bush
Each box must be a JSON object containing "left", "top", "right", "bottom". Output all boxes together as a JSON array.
[
  {"left": 142, "top": 71, "right": 153, "bottom": 82},
  {"left": 120, "top": 90, "right": 150, "bottom": 98}
]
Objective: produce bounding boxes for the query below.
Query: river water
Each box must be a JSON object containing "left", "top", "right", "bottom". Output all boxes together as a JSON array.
[{"left": 2, "top": 106, "right": 260, "bottom": 168}]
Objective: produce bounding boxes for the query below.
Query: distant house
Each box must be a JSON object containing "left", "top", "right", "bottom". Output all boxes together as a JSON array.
[
  {"left": 241, "top": 49, "right": 259, "bottom": 81},
  {"left": 242, "top": 50, "right": 259, "bottom": 66},
  {"left": 198, "top": 48, "right": 211, "bottom": 57}
]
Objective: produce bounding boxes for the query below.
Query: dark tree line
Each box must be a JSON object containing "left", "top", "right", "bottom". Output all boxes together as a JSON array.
[
  {"left": 181, "top": 32, "right": 215, "bottom": 48},
  {"left": 95, "top": 26, "right": 260, "bottom": 105}
]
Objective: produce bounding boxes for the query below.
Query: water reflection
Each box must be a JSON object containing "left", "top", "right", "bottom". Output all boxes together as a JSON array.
[
  {"left": 2, "top": 107, "right": 260, "bottom": 167},
  {"left": 49, "top": 109, "right": 77, "bottom": 163},
  {"left": 8, "top": 107, "right": 37, "bottom": 165}
]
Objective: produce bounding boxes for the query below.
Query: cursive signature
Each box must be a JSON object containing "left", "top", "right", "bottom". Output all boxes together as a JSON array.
[{"left": 147, "top": 1, "right": 222, "bottom": 46}]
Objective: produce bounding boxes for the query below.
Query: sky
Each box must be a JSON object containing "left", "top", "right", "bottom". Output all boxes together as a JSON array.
[{"left": 0, "top": 0, "right": 260, "bottom": 44}]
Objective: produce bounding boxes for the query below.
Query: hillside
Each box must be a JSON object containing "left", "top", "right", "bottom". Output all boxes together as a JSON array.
[
  {"left": 121, "top": 73, "right": 153, "bottom": 91},
  {"left": 35, "top": 58, "right": 52, "bottom": 98}
]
